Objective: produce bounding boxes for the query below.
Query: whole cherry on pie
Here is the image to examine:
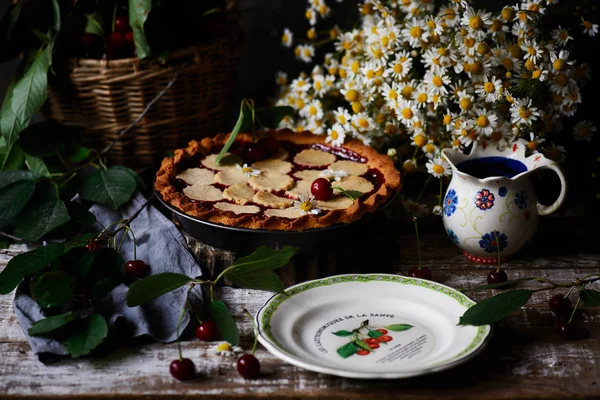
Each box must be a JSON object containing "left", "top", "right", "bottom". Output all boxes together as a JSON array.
[{"left": 311, "top": 178, "right": 333, "bottom": 201}]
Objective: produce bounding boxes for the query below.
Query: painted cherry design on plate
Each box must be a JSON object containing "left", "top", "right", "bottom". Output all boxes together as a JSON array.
[
  {"left": 367, "top": 342, "right": 380, "bottom": 349},
  {"left": 379, "top": 335, "right": 393, "bottom": 342},
  {"left": 376, "top": 329, "right": 388, "bottom": 335},
  {"left": 357, "top": 349, "right": 370, "bottom": 356}
]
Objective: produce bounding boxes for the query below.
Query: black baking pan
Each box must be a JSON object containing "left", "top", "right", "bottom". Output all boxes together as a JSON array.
[{"left": 154, "top": 191, "right": 398, "bottom": 255}]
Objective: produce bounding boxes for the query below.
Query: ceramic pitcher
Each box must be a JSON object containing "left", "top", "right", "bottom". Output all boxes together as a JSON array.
[{"left": 441, "top": 139, "right": 567, "bottom": 263}]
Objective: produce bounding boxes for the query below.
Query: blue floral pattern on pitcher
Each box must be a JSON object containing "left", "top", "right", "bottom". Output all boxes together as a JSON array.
[
  {"left": 444, "top": 189, "right": 458, "bottom": 217},
  {"left": 447, "top": 229, "right": 459, "bottom": 245},
  {"left": 498, "top": 187, "right": 507, "bottom": 197},
  {"left": 479, "top": 230, "right": 508, "bottom": 253},
  {"left": 514, "top": 191, "right": 528, "bottom": 209}
]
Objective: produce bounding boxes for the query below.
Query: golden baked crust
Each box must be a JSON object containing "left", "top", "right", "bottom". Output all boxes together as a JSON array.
[{"left": 155, "top": 129, "right": 401, "bottom": 231}]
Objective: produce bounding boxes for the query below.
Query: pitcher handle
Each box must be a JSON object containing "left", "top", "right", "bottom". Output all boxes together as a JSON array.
[{"left": 536, "top": 163, "right": 567, "bottom": 216}]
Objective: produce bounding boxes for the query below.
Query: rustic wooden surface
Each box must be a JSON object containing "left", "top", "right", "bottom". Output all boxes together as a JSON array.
[{"left": 0, "top": 215, "right": 599, "bottom": 399}]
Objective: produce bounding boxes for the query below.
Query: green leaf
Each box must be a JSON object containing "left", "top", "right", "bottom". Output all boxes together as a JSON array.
[
  {"left": 226, "top": 268, "right": 284, "bottom": 292},
  {"left": 368, "top": 329, "right": 383, "bottom": 338},
  {"left": 92, "top": 277, "right": 120, "bottom": 299},
  {"left": 580, "top": 289, "right": 600, "bottom": 307},
  {"left": 228, "top": 246, "right": 297, "bottom": 272},
  {"left": 52, "top": 246, "right": 94, "bottom": 277},
  {"left": 354, "top": 339, "right": 371, "bottom": 351},
  {"left": 0, "top": 139, "right": 26, "bottom": 171},
  {"left": 78, "top": 166, "right": 137, "bottom": 209},
  {"left": 11, "top": 46, "right": 51, "bottom": 124},
  {"left": 333, "top": 186, "right": 363, "bottom": 201},
  {"left": 24, "top": 155, "right": 50, "bottom": 177},
  {"left": 0, "top": 170, "right": 40, "bottom": 190},
  {"left": 208, "top": 299, "right": 240, "bottom": 346},
  {"left": 336, "top": 341, "right": 359, "bottom": 358},
  {"left": 14, "top": 181, "right": 70, "bottom": 241},
  {"left": 216, "top": 100, "right": 253, "bottom": 164},
  {"left": 84, "top": 12, "right": 104, "bottom": 37},
  {"left": 0, "top": 242, "right": 64, "bottom": 294},
  {"left": 63, "top": 143, "right": 90, "bottom": 163},
  {"left": 255, "top": 106, "right": 295, "bottom": 129},
  {"left": 0, "top": 78, "right": 26, "bottom": 154},
  {"left": 128, "top": 0, "right": 152, "bottom": 59},
  {"left": 126, "top": 273, "right": 193, "bottom": 307},
  {"left": 62, "top": 314, "right": 108, "bottom": 358},
  {"left": 459, "top": 278, "right": 534, "bottom": 292},
  {"left": 332, "top": 330, "right": 353, "bottom": 337},
  {"left": 51, "top": 0, "right": 61, "bottom": 32},
  {"left": 28, "top": 311, "right": 79, "bottom": 336},
  {"left": 384, "top": 324, "right": 414, "bottom": 332},
  {"left": 0, "top": 180, "right": 35, "bottom": 220},
  {"left": 29, "top": 271, "right": 74, "bottom": 308},
  {"left": 459, "top": 289, "right": 534, "bottom": 326}
]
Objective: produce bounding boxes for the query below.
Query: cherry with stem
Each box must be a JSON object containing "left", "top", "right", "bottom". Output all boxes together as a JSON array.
[
  {"left": 407, "top": 216, "right": 432, "bottom": 280},
  {"left": 237, "top": 308, "right": 261, "bottom": 379},
  {"left": 487, "top": 230, "right": 508, "bottom": 284}
]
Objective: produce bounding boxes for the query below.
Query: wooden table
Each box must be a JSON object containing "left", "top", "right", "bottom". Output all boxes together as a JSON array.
[{"left": 1, "top": 215, "right": 598, "bottom": 399}]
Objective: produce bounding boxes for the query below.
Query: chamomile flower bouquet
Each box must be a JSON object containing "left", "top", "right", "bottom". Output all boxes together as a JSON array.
[{"left": 275, "top": 0, "right": 598, "bottom": 216}]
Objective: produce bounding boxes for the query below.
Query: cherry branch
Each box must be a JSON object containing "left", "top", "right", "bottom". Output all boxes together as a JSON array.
[
  {"left": 100, "top": 192, "right": 156, "bottom": 239},
  {"left": 0, "top": 232, "right": 42, "bottom": 248}
]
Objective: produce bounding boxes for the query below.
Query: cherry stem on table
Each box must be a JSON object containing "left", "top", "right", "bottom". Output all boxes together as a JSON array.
[
  {"left": 412, "top": 216, "right": 422, "bottom": 270},
  {"left": 243, "top": 307, "right": 259, "bottom": 355}
]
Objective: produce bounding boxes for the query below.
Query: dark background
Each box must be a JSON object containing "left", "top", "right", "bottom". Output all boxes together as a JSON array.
[{"left": 1, "top": 0, "right": 598, "bottom": 217}]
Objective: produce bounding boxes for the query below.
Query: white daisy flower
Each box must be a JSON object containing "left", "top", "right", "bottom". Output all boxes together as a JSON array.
[
  {"left": 572, "top": 120, "right": 597, "bottom": 142},
  {"left": 213, "top": 342, "right": 243, "bottom": 357},
  {"left": 521, "top": 39, "right": 544, "bottom": 64},
  {"left": 549, "top": 50, "right": 575, "bottom": 72},
  {"left": 424, "top": 69, "right": 450, "bottom": 96},
  {"left": 401, "top": 18, "right": 430, "bottom": 47},
  {"left": 474, "top": 75, "right": 502, "bottom": 103},
  {"left": 396, "top": 100, "right": 420, "bottom": 127},
  {"left": 426, "top": 157, "right": 452, "bottom": 178},
  {"left": 526, "top": 132, "right": 546, "bottom": 154},
  {"left": 473, "top": 107, "right": 498, "bottom": 136},
  {"left": 312, "top": 74, "right": 327, "bottom": 96},
  {"left": 581, "top": 18, "right": 598, "bottom": 37},
  {"left": 351, "top": 113, "right": 376, "bottom": 133},
  {"left": 281, "top": 28, "right": 293, "bottom": 48},
  {"left": 325, "top": 123, "right": 346, "bottom": 147},
  {"left": 236, "top": 164, "right": 261, "bottom": 178},
  {"left": 461, "top": 6, "right": 492, "bottom": 40},
  {"left": 289, "top": 77, "right": 311, "bottom": 93},
  {"left": 510, "top": 98, "right": 540, "bottom": 126},
  {"left": 320, "top": 168, "right": 348, "bottom": 181},
  {"left": 551, "top": 26, "right": 573, "bottom": 45},
  {"left": 300, "top": 99, "right": 324, "bottom": 120},
  {"left": 385, "top": 52, "right": 413, "bottom": 79},
  {"left": 333, "top": 107, "right": 352, "bottom": 129},
  {"left": 432, "top": 205, "right": 443, "bottom": 216},
  {"left": 296, "top": 44, "right": 315, "bottom": 63},
  {"left": 275, "top": 71, "right": 287, "bottom": 87},
  {"left": 295, "top": 195, "right": 321, "bottom": 215}
]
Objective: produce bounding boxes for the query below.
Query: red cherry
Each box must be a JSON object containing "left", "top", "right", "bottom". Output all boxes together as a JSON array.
[
  {"left": 549, "top": 294, "right": 572, "bottom": 319},
  {"left": 237, "top": 354, "right": 261, "bottom": 379},
  {"left": 195, "top": 321, "right": 219, "bottom": 341},
  {"left": 407, "top": 266, "right": 432, "bottom": 280},
  {"left": 79, "top": 33, "right": 104, "bottom": 58},
  {"left": 85, "top": 241, "right": 98, "bottom": 252},
  {"left": 365, "top": 338, "right": 379, "bottom": 345},
  {"left": 311, "top": 178, "right": 333, "bottom": 201},
  {"left": 376, "top": 329, "right": 388, "bottom": 335},
  {"left": 357, "top": 349, "right": 370, "bottom": 356},
  {"left": 368, "top": 342, "right": 380, "bottom": 349},
  {"left": 125, "top": 260, "right": 148, "bottom": 278},
  {"left": 260, "top": 136, "right": 280, "bottom": 155},
  {"left": 109, "top": 31, "right": 125, "bottom": 48},
  {"left": 114, "top": 16, "right": 131, "bottom": 33},
  {"left": 243, "top": 143, "right": 265, "bottom": 162},
  {"left": 379, "top": 335, "right": 393, "bottom": 342},
  {"left": 366, "top": 168, "right": 384, "bottom": 187},
  {"left": 169, "top": 358, "right": 195, "bottom": 381},
  {"left": 124, "top": 31, "right": 135, "bottom": 46},
  {"left": 487, "top": 269, "right": 508, "bottom": 284}
]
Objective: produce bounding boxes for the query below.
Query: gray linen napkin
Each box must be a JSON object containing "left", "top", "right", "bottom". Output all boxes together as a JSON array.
[{"left": 12, "top": 192, "right": 204, "bottom": 361}]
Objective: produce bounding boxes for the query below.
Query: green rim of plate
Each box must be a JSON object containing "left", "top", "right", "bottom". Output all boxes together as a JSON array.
[{"left": 258, "top": 274, "right": 490, "bottom": 367}]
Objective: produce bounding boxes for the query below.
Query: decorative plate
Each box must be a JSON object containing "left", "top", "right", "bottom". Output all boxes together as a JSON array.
[{"left": 256, "top": 274, "right": 492, "bottom": 379}]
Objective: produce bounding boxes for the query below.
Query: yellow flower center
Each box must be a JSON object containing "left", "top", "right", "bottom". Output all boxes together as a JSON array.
[
  {"left": 469, "top": 16, "right": 484, "bottom": 30},
  {"left": 403, "top": 160, "right": 416, "bottom": 173},
  {"left": 470, "top": 62, "right": 483, "bottom": 74},
  {"left": 527, "top": 46, "right": 537, "bottom": 56},
  {"left": 559, "top": 31, "right": 568, "bottom": 40},
  {"left": 300, "top": 201, "right": 313, "bottom": 212},
  {"left": 339, "top": 69, "right": 347, "bottom": 78},
  {"left": 314, "top": 81, "right": 322, "bottom": 91},
  {"left": 443, "top": 114, "right": 452, "bottom": 125},
  {"left": 427, "top": 20, "right": 436, "bottom": 29},
  {"left": 468, "top": 130, "right": 478, "bottom": 140},
  {"left": 330, "top": 130, "right": 339, "bottom": 140},
  {"left": 417, "top": 93, "right": 427, "bottom": 103},
  {"left": 413, "top": 134, "right": 427, "bottom": 147},
  {"left": 583, "top": 20, "right": 592, "bottom": 30},
  {"left": 529, "top": 3, "right": 539, "bottom": 12},
  {"left": 303, "top": 48, "right": 311, "bottom": 57},
  {"left": 307, "top": 28, "right": 316, "bottom": 40},
  {"left": 309, "top": 106, "right": 318, "bottom": 116},
  {"left": 401, "top": 86, "right": 414, "bottom": 99},
  {"left": 242, "top": 167, "right": 252, "bottom": 173},
  {"left": 366, "top": 69, "right": 375, "bottom": 79},
  {"left": 464, "top": 37, "right": 475, "bottom": 48},
  {"left": 491, "top": 19, "right": 503, "bottom": 32},
  {"left": 484, "top": 82, "right": 496, "bottom": 93},
  {"left": 556, "top": 73, "right": 569, "bottom": 86},
  {"left": 502, "top": 7, "right": 515, "bottom": 21},
  {"left": 381, "top": 36, "right": 389, "bottom": 47},
  {"left": 476, "top": 115, "right": 489, "bottom": 127},
  {"left": 372, "top": 48, "right": 383, "bottom": 59},
  {"left": 477, "top": 42, "right": 489, "bottom": 55},
  {"left": 388, "top": 89, "right": 398, "bottom": 100},
  {"left": 527, "top": 141, "right": 538, "bottom": 150},
  {"left": 553, "top": 59, "right": 566, "bottom": 71},
  {"left": 437, "top": 47, "right": 448, "bottom": 56},
  {"left": 491, "top": 131, "right": 502, "bottom": 141},
  {"left": 519, "top": 108, "right": 532, "bottom": 119},
  {"left": 432, "top": 164, "right": 445, "bottom": 174},
  {"left": 297, "top": 80, "right": 306, "bottom": 87},
  {"left": 525, "top": 59, "right": 536, "bottom": 71},
  {"left": 345, "top": 89, "right": 359, "bottom": 102},
  {"left": 393, "top": 63, "right": 404, "bottom": 74},
  {"left": 425, "top": 143, "right": 436, "bottom": 153},
  {"left": 402, "top": 108, "right": 413, "bottom": 119},
  {"left": 432, "top": 76, "right": 443, "bottom": 87},
  {"left": 410, "top": 26, "right": 423, "bottom": 38},
  {"left": 532, "top": 70, "right": 542, "bottom": 79},
  {"left": 338, "top": 115, "right": 347, "bottom": 124},
  {"left": 351, "top": 61, "right": 360, "bottom": 74},
  {"left": 282, "top": 33, "right": 289, "bottom": 43},
  {"left": 217, "top": 343, "right": 232, "bottom": 351},
  {"left": 351, "top": 102, "right": 364, "bottom": 113},
  {"left": 460, "top": 98, "right": 472, "bottom": 110},
  {"left": 452, "top": 138, "right": 461, "bottom": 147},
  {"left": 358, "top": 118, "right": 369, "bottom": 128},
  {"left": 296, "top": 99, "right": 305, "bottom": 109}
]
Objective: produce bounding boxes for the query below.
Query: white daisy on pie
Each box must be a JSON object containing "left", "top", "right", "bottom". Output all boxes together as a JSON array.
[
  {"left": 236, "top": 163, "right": 261, "bottom": 178},
  {"left": 320, "top": 168, "right": 348, "bottom": 181},
  {"left": 294, "top": 195, "right": 322, "bottom": 215}
]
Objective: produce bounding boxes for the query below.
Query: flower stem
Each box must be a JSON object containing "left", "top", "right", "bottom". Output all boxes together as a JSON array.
[
  {"left": 243, "top": 307, "right": 259, "bottom": 355},
  {"left": 494, "top": 230, "right": 501, "bottom": 273},
  {"left": 175, "top": 285, "right": 193, "bottom": 360},
  {"left": 567, "top": 296, "right": 580, "bottom": 324},
  {"left": 413, "top": 216, "right": 422, "bottom": 270}
]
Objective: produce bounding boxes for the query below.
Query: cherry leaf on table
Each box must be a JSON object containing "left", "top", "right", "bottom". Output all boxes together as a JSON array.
[
  {"left": 13, "top": 181, "right": 70, "bottom": 240},
  {"left": 126, "top": 273, "right": 194, "bottom": 307},
  {"left": 208, "top": 299, "right": 240, "bottom": 346},
  {"left": 0, "top": 242, "right": 65, "bottom": 294},
  {"left": 580, "top": 289, "right": 600, "bottom": 307},
  {"left": 225, "top": 268, "right": 284, "bottom": 293},
  {"left": 226, "top": 246, "right": 298, "bottom": 272},
  {"left": 28, "top": 311, "right": 80, "bottom": 336},
  {"left": 29, "top": 270, "right": 75, "bottom": 308},
  {"left": 459, "top": 289, "right": 534, "bottom": 326},
  {"left": 78, "top": 166, "right": 137, "bottom": 209},
  {"left": 62, "top": 313, "right": 108, "bottom": 358}
]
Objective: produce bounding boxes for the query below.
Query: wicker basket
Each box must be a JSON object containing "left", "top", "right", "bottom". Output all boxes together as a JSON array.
[{"left": 43, "top": 31, "right": 241, "bottom": 169}]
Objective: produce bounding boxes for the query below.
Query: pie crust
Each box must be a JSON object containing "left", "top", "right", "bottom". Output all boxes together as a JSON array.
[{"left": 155, "top": 129, "right": 401, "bottom": 231}]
